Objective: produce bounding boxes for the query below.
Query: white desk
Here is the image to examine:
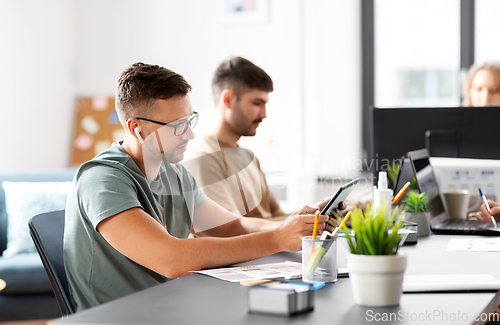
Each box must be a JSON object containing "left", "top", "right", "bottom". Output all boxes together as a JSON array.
[{"left": 50, "top": 234, "right": 500, "bottom": 325}]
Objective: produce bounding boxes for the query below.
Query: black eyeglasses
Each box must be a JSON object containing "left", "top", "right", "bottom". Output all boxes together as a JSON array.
[{"left": 128, "top": 111, "right": 198, "bottom": 136}]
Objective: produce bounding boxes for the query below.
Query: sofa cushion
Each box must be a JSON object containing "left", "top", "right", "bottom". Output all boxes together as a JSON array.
[
  {"left": 2, "top": 181, "right": 72, "bottom": 257},
  {"left": 0, "top": 253, "right": 52, "bottom": 294},
  {"left": 0, "top": 168, "right": 78, "bottom": 255}
]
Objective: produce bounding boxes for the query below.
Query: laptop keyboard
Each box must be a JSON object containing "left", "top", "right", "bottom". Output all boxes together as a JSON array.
[{"left": 434, "top": 219, "right": 486, "bottom": 231}]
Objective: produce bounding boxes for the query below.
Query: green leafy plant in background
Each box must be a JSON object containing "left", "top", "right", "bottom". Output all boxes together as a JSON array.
[
  {"left": 402, "top": 192, "right": 429, "bottom": 213},
  {"left": 387, "top": 161, "right": 400, "bottom": 184},
  {"left": 343, "top": 204, "right": 405, "bottom": 255},
  {"left": 386, "top": 159, "right": 419, "bottom": 190}
]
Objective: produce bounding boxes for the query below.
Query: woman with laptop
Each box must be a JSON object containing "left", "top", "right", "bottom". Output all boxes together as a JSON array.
[{"left": 469, "top": 201, "right": 500, "bottom": 224}]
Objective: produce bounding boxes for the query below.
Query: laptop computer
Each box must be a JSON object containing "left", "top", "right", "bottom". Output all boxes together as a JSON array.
[{"left": 407, "top": 149, "right": 499, "bottom": 236}]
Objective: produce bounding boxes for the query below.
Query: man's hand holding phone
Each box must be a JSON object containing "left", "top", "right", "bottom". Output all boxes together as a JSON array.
[
  {"left": 317, "top": 178, "right": 360, "bottom": 232},
  {"left": 326, "top": 201, "right": 348, "bottom": 231},
  {"left": 314, "top": 196, "right": 349, "bottom": 233}
]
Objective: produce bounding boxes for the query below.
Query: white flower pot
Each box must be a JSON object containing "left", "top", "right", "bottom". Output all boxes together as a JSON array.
[{"left": 347, "top": 253, "right": 407, "bottom": 307}]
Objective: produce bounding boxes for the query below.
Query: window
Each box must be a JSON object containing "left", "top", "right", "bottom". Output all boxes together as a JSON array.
[{"left": 374, "top": 0, "right": 461, "bottom": 107}]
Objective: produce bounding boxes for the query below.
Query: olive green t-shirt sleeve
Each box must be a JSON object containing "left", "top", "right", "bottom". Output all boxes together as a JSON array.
[{"left": 77, "top": 165, "right": 142, "bottom": 230}]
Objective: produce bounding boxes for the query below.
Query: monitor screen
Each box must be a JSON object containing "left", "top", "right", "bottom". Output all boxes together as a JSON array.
[
  {"left": 370, "top": 106, "right": 500, "bottom": 180},
  {"left": 408, "top": 149, "right": 445, "bottom": 219}
]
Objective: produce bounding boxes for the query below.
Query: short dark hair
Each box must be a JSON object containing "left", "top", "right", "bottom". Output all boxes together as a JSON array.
[
  {"left": 212, "top": 57, "right": 273, "bottom": 104},
  {"left": 115, "top": 62, "right": 192, "bottom": 123}
]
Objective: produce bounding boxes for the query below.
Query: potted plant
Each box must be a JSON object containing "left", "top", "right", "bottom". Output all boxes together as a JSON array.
[
  {"left": 402, "top": 191, "right": 431, "bottom": 237},
  {"left": 344, "top": 205, "right": 407, "bottom": 307},
  {"left": 387, "top": 160, "right": 400, "bottom": 186}
]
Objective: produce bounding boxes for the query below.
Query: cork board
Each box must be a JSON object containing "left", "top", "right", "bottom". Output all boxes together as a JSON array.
[{"left": 70, "top": 97, "right": 124, "bottom": 166}]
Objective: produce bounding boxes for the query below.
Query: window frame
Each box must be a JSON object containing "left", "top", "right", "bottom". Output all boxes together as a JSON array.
[{"left": 361, "top": 0, "right": 475, "bottom": 165}]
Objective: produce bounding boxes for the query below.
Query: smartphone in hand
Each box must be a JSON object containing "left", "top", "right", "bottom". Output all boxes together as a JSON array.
[{"left": 320, "top": 178, "right": 360, "bottom": 217}]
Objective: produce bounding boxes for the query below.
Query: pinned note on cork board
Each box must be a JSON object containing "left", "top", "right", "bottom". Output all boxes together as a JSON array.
[{"left": 70, "top": 97, "right": 124, "bottom": 166}]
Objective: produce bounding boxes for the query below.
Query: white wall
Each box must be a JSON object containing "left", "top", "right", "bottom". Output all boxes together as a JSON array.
[
  {"left": 303, "top": 0, "right": 361, "bottom": 177},
  {"left": 0, "top": 0, "right": 362, "bottom": 199},
  {"left": 0, "top": 0, "right": 76, "bottom": 170},
  {"left": 74, "top": 0, "right": 307, "bottom": 176},
  {"left": 476, "top": 0, "right": 500, "bottom": 62}
]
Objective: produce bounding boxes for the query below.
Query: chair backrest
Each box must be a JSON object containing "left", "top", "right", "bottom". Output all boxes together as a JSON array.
[{"left": 29, "top": 210, "right": 74, "bottom": 316}]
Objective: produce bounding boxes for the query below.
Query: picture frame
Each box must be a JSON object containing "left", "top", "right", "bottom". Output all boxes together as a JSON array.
[{"left": 216, "top": 0, "right": 269, "bottom": 25}]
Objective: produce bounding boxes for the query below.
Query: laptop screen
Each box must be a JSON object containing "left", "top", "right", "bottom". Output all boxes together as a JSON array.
[
  {"left": 408, "top": 149, "right": 446, "bottom": 219},
  {"left": 392, "top": 157, "right": 413, "bottom": 205},
  {"left": 407, "top": 149, "right": 499, "bottom": 235}
]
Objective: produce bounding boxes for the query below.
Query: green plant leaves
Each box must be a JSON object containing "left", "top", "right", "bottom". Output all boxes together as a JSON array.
[
  {"left": 342, "top": 204, "right": 404, "bottom": 255},
  {"left": 387, "top": 161, "right": 400, "bottom": 184},
  {"left": 402, "top": 192, "right": 429, "bottom": 213}
]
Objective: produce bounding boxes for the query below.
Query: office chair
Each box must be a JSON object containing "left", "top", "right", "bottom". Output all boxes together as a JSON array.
[{"left": 29, "top": 210, "right": 74, "bottom": 316}]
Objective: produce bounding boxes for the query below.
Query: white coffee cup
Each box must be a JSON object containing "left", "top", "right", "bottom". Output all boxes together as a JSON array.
[{"left": 442, "top": 190, "right": 481, "bottom": 220}]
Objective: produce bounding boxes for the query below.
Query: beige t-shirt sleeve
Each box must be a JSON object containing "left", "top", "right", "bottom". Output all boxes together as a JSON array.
[
  {"left": 267, "top": 186, "right": 281, "bottom": 216},
  {"left": 184, "top": 152, "right": 243, "bottom": 215}
]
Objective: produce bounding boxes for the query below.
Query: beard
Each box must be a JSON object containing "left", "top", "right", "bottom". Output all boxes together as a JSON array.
[
  {"left": 230, "top": 102, "right": 262, "bottom": 137},
  {"left": 143, "top": 130, "right": 188, "bottom": 166}
]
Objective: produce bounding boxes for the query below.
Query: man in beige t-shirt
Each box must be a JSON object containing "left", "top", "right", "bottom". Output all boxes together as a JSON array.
[{"left": 184, "top": 57, "right": 287, "bottom": 219}]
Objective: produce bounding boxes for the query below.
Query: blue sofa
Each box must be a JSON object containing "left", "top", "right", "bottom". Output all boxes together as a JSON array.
[{"left": 0, "top": 168, "right": 77, "bottom": 321}]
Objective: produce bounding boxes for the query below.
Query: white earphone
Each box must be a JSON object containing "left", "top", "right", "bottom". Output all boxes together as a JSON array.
[{"left": 134, "top": 127, "right": 145, "bottom": 144}]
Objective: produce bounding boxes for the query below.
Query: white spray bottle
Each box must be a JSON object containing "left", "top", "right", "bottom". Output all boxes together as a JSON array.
[{"left": 373, "top": 171, "right": 393, "bottom": 219}]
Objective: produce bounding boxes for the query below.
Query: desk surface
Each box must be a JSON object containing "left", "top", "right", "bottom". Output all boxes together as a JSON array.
[{"left": 51, "top": 234, "right": 500, "bottom": 325}]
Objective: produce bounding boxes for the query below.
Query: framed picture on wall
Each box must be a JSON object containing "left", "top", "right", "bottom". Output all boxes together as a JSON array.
[{"left": 215, "top": 0, "right": 269, "bottom": 25}]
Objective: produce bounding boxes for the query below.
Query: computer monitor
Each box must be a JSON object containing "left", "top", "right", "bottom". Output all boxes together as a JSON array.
[{"left": 370, "top": 106, "right": 500, "bottom": 180}]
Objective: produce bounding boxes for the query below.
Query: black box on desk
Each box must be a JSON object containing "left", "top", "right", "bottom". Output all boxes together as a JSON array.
[
  {"left": 247, "top": 282, "right": 314, "bottom": 316},
  {"left": 401, "top": 221, "right": 418, "bottom": 245}
]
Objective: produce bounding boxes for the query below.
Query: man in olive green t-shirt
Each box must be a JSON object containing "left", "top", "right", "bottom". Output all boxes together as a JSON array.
[
  {"left": 64, "top": 142, "right": 206, "bottom": 310},
  {"left": 64, "top": 63, "right": 335, "bottom": 311}
]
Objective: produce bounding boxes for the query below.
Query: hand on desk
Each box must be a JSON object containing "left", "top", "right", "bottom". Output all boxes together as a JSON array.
[{"left": 468, "top": 200, "right": 500, "bottom": 223}]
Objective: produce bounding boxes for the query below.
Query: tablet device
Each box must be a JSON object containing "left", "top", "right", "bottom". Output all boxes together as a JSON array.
[{"left": 320, "top": 178, "right": 360, "bottom": 217}]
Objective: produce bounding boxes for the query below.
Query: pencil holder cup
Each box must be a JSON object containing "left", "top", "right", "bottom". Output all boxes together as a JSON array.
[{"left": 301, "top": 236, "right": 337, "bottom": 283}]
